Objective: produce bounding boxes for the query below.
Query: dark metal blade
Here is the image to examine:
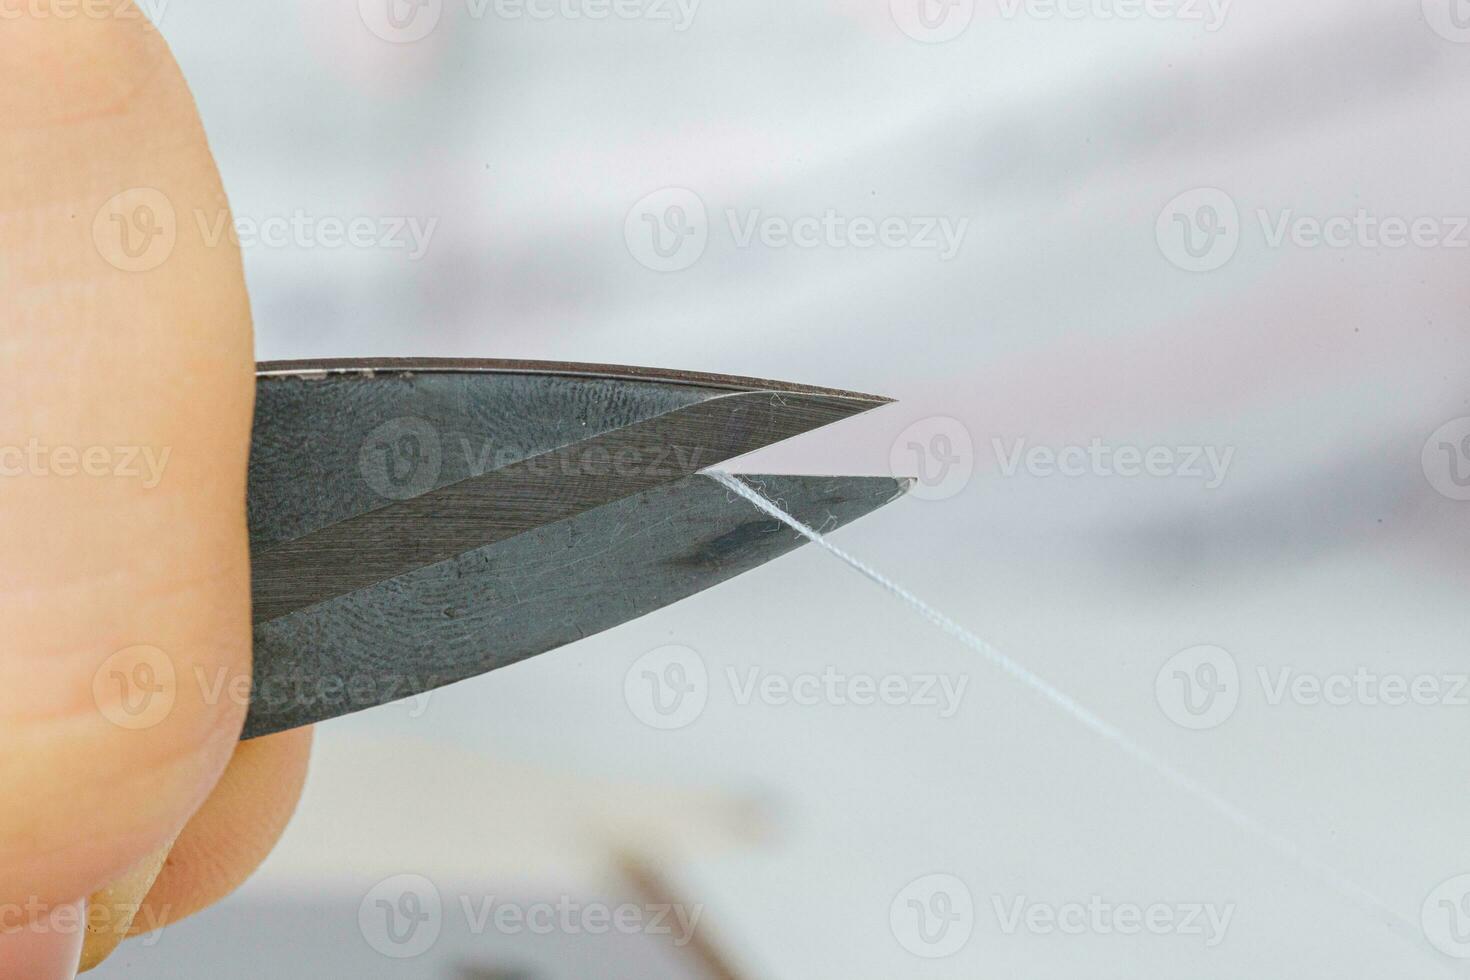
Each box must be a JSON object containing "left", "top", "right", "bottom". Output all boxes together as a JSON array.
[
  {"left": 248, "top": 360, "right": 890, "bottom": 624},
  {"left": 243, "top": 473, "right": 908, "bottom": 739}
]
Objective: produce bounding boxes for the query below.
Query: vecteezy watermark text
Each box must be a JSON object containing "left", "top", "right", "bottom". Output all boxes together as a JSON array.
[
  {"left": 476, "top": 0, "right": 699, "bottom": 28},
  {"left": 0, "top": 440, "right": 171, "bottom": 488},
  {"left": 92, "top": 188, "right": 440, "bottom": 271},
  {"left": 358, "top": 416, "right": 714, "bottom": 501},
  {"left": 624, "top": 188, "right": 971, "bottom": 272},
  {"left": 212, "top": 665, "right": 438, "bottom": 723},
  {"left": 624, "top": 646, "right": 970, "bottom": 730},
  {"left": 889, "top": 875, "right": 1234, "bottom": 958},
  {"left": 0, "top": 0, "right": 169, "bottom": 24},
  {"left": 357, "top": 875, "right": 704, "bottom": 959},
  {"left": 358, "top": 0, "right": 701, "bottom": 44},
  {"left": 195, "top": 209, "right": 439, "bottom": 260},
  {"left": 993, "top": 437, "right": 1234, "bottom": 488},
  {"left": 992, "top": 894, "right": 1235, "bottom": 946},
  {"left": 995, "top": 0, "right": 1231, "bottom": 31},
  {"left": 726, "top": 210, "right": 969, "bottom": 260},
  {"left": 1156, "top": 645, "right": 1470, "bottom": 730},
  {"left": 727, "top": 666, "right": 969, "bottom": 717},
  {"left": 1158, "top": 187, "right": 1470, "bottom": 272},
  {"left": 91, "top": 645, "right": 437, "bottom": 732},
  {"left": 0, "top": 897, "right": 171, "bottom": 948}
]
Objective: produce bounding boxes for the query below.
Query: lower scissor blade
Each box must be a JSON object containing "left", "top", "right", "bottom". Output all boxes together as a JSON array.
[{"left": 243, "top": 473, "right": 907, "bottom": 738}]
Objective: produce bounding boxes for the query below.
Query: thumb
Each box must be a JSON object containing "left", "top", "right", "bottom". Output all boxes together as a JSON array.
[{"left": 0, "top": 0, "right": 255, "bottom": 957}]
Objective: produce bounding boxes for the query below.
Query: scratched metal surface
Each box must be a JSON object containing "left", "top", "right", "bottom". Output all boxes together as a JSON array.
[
  {"left": 247, "top": 366, "right": 715, "bottom": 548},
  {"left": 245, "top": 473, "right": 906, "bottom": 738},
  {"left": 248, "top": 363, "right": 883, "bottom": 623}
]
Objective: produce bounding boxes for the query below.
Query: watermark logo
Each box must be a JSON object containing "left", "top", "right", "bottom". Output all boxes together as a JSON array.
[
  {"left": 1423, "top": 418, "right": 1470, "bottom": 501},
  {"left": 0, "top": 0, "right": 170, "bottom": 25},
  {"left": 993, "top": 895, "right": 1233, "bottom": 945},
  {"left": 1257, "top": 210, "right": 1470, "bottom": 251},
  {"left": 890, "top": 874, "right": 974, "bottom": 958},
  {"left": 360, "top": 418, "right": 444, "bottom": 501},
  {"left": 993, "top": 437, "right": 1233, "bottom": 488},
  {"left": 626, "top": 188, "right": 708, "bottom": 272},
  {"left": 726, "top": 210, "right": 969, "bottom": 260},
  {"left": 480, "top": 0, "right": 700, "bottom": 29},
  {"left": 460, "top": 894, "right": 703, "bottom": 944},
  {"left": 358, "top": 881, "right": 703, "bottom": 956},
  {"left": 359, "top": 420, "right": 710, "bottom": 496},
  {"left": 1155, "top": 645, "right": 1239, "bottom": 730},
  {"left": 359, "top": 0, "right": 443, "bottom": 42},
  {"left": 1424, "top": 0, "right": 1470, "bottom": 43},
  {"left": 93, "top": 187, "right": 177, "bottom": 273},
  {"left": 728, "top": 666, "right": 969, "bottom": 718},
  {"left": 1423, "top": 874, "right": 1470, "bottom": 958},
  {"left": 359, "top": 0, "right": 700, "bottom": 39},
  {"left": 891, "top": 0, "right": 975, "bottom": 43},
  {"left": 360, "top": 874, "right": 443, "bottom": 958},
  {"left": 995, "top": 0, "right": 1231, "bottom": 31},
  {"left": 992, "top": 895, "right": 1234, "bottom": 945},
  {"left": 496, "top": 442, "right": 709, "bottom": 479},
  {"left": 1161, "top": 188, "right": 1470, "bottom": 271},
  {"left": 626, "top": 189, "right": 970, "bottom": 271},
  {"left": 625, "top": 648, "right": 968, "bottom": 728},
  {"left": 1157, "top": 188, "right": 1240, "bottom": 272},
  {"left": 1161, "top": 652, "right": 1470, "bottom": 725},
  {"left": 228, "top": 666, "right": 437, "bottom": 723},
  {"left": 0, "top": 440, "right": 171, "bottom": 488},
  {"left": 624, "top": 645, "right": 709, "bottom": 730},
  {"left": 92, "top": 653, "right": 433, "bottom": 731},
  {"left": 92, "top": 645, "right": 176, "bottom": 731},
  {"left": 0, "top": 897, "right": 170, "bottom": 948},
  {"left": 195, "top": 210, "right": 438, "bottom": 259},
  {"left": 890, "top": 417, "right": 975, "bottom": 502},
  {"left": 1258, "top": 667, "right": 1469, "bottom": 708}
]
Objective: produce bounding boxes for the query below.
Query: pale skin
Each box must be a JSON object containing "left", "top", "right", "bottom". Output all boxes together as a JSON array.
[{"left": 1, "top": 8, "right": 312, "bottom": 977}]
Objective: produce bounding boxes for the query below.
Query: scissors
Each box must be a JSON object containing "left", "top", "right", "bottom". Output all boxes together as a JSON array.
[{"left": 243, "top": 358, "right": 905, "bottom": 738}]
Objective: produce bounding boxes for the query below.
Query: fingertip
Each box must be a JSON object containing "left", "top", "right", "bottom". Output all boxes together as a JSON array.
[
  {"left": 132, "top": 727, "right": 315, "bottom": 934},
  {"left": 0, "top": 1, "right": 168, "bottom": 128}
]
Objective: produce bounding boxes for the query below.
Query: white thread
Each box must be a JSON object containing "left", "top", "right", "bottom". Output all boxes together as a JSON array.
[{"left": 712, "top": 472, "right": 1438, "bottom": 961}]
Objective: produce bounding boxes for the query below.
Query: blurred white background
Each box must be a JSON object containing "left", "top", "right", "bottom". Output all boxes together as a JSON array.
[{"left": 99, "top": 0, "right": 1470, "bottom": 976}]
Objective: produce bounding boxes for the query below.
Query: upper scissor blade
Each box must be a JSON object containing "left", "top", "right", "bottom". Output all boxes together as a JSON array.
[{"left": 248, "top": 360, "right": 890, "bottom": 624}]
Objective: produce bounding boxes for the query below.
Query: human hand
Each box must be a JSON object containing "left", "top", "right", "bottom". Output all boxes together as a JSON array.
[{"left": 0, "top": 7, "right": 311, "bottom": 976}]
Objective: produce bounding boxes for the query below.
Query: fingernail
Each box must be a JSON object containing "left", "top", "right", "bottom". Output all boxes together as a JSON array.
[
  {"left": 0, "top": 898, "right": 86, "bottom": 980},
  {"left": 77, "top": 837, "right": 175, "bottom": 972}
]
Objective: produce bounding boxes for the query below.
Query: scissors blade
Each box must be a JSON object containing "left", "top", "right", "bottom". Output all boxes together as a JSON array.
[
  {"left": 244, "top": 472, "right": 907, "bottom": 738},
  {"left": 243, "top": 360, "right": 900, "bottom": 738},
  {"left": 248, "top": 360, "right": 890, "bottom": 624}
]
